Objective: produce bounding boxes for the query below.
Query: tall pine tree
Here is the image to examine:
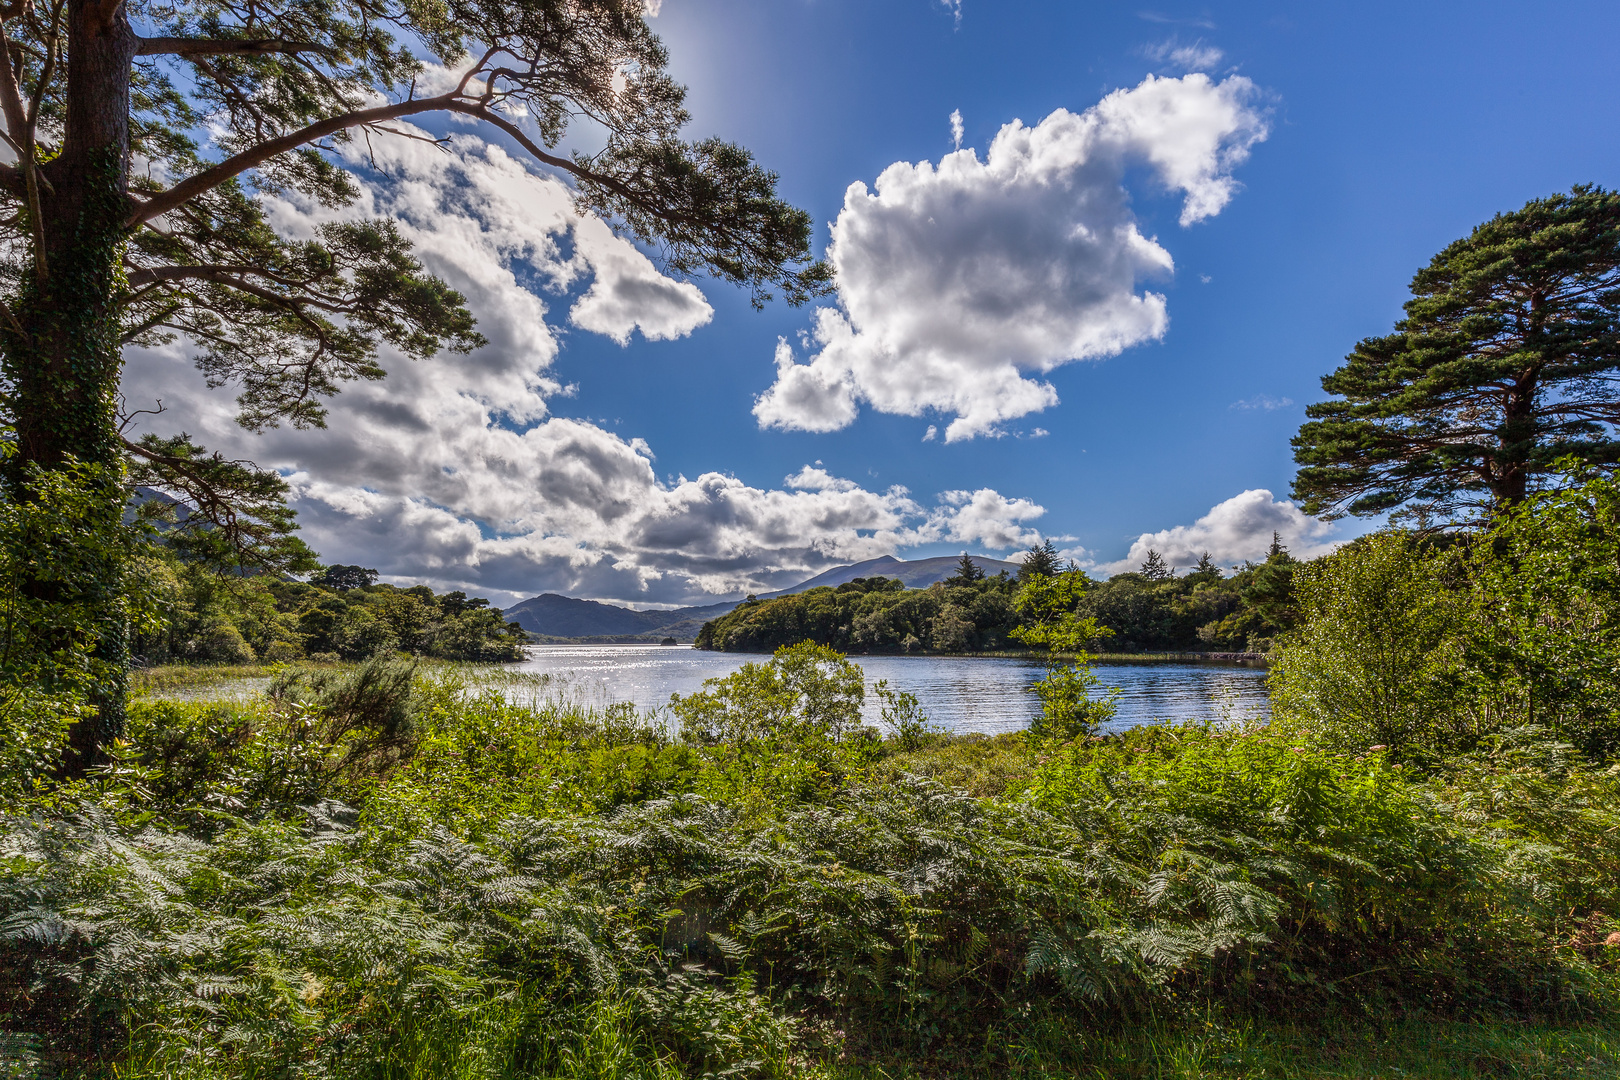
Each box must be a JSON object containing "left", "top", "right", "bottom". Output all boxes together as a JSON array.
[{"left": 1293, "top": 186, "right": 1620, "bottom": 526}]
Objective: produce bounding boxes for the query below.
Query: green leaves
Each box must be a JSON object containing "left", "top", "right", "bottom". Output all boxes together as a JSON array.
[
  {"left": 127, "top": 433, "right": 319, "bottom": 575},
  {"left": 1293, "top": 185, "right": 1620, "bottom": 525},
  {"left": 1274, "top": 476, "right": 1620, "bottom": 762}
]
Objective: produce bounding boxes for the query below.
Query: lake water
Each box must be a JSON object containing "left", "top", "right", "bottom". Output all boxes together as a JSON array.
[{"left": 517, "top": 645, "right": 1271, "bottom": 735}]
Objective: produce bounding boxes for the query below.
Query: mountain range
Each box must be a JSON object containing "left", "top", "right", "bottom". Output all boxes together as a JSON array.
[{"left": 503, "top": 554, "right": 1020, "bottom": 641}]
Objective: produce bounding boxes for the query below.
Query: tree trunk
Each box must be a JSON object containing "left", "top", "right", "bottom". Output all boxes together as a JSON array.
[{"left": 0, "top": 0, "right": 136, "bottom": 775}]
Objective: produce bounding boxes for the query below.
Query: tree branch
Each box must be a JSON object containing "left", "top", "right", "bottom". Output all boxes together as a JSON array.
[
  {"left": 135, "top": 36, "right": 335, "bottom": 58},
  {"left": 126, "top": 94, "right": 459, "bottom": 227},
  {"left": 125, "top": 92, "right": 645, "bottom": 233}
]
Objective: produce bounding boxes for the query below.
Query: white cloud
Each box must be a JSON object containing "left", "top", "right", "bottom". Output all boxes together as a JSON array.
[
  {"left": 1099, "top": 489, "right": 1340, "bottom": 576},
  {"left": 938, "top": 0, "right": 962, "bottom": 26},
  {"left": 122, "top": 128, "right": 1047, "bottom": 606},
  {"left": 1230, "top": 394, "right": 1294, "bottom": 411},
  {"left": 931, "top": 488, "right": 1045, "bottom": 550},
  {"left": 949, "top": 108, "right": 964, "bottom": 149},
  {"left": 754, "top": 74, "right": 1268, "bottom": 442},
  {"left": 1144, "top": 38, "right": 1225, "bottom": 72}
]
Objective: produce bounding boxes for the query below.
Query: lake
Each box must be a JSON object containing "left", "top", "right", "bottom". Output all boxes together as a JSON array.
[{"left": 517, "top": 645, "right": 1271, "bottom": 735}]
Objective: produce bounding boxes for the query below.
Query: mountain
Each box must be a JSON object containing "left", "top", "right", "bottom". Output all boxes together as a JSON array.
[
  {"left": 758, "top": 554, "right": 1018, "bottom": 596},
  {"left": 502, "top": 595, "right": 736, "bottom": 641},
  {"left": 505, "top": 554, "right": 1023, "bottom": 641}
]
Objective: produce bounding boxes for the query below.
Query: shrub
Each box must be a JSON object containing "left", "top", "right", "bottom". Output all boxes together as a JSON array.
[
  {"left": 1269, "top": 531, "right": 1472, "bottom": 757},
  {"left": 668, "top": 641, "right": 880, "bottom": 806}
]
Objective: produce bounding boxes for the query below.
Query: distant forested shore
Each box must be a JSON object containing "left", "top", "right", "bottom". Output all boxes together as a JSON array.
[{"left": 697, "top": 541, "right": 1299, "bottom": 655}]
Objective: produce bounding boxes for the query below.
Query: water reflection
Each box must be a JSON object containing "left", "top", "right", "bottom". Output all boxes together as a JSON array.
[{"left": 515, "top": 645, "right": 1270, "bottom": 735}]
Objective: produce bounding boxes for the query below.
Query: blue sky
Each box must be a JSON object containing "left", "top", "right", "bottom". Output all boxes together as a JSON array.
[{"left": 126, "top": 0, "right": 1620, "bottom": 605}]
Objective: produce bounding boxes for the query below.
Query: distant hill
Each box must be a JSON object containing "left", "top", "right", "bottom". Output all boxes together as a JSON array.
[
  {"left": 761, "top": 554, "right": 1018, "bottom": 595},
  {"left": 505, "top": 554, "right": 1021, "bottom": 641},
  {"left": 502, "top": 595, "right": 735, "bottom": 641}
]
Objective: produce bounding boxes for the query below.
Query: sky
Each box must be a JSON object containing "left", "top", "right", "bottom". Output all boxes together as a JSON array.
[{"left": 124, "top": 0, "right": 1620, "bottom": 608}]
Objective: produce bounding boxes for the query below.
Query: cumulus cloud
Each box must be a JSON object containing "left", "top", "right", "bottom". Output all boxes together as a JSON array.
[
  {"left": 1144, "top": 38, "right": 1225, "bottom": 72},
  {"left": 949, "top": 108, "right": 964, "bottom": 149},
  {"left": 753, "top": 73, "right": 1268, "bottom": 442},
  {"left": 931, "top": 489, "right": 1046, "bottom": 550},
  {"left": 123, "top": 128, "right": 1047, "bottom": 606},
  {"left": 1098, "top": 489, "right": 1340, "bottom": 576}
]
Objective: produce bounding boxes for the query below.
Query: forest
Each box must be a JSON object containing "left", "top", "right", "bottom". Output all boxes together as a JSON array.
[
  {"left": 129, "top": 560, "right": 529, "bottom": 666},
  {"left": 696, "top": 542, "right": 1300, "bottom": 655}
]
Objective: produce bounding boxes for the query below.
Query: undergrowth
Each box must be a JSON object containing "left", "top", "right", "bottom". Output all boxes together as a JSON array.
[{"left": 3, "top": 648, "right": 1618, "bottom": 1078}]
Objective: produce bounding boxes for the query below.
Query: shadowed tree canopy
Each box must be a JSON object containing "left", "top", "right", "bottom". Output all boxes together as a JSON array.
[
  {"left": 947, "top": 552, "right": 985, "bottom": 585},
  {"left": 1292, "top": 186, "right": 1620, "bottom": 527},
  {"left": 0, "top": 0, "right": 829, "bottom": 768}
]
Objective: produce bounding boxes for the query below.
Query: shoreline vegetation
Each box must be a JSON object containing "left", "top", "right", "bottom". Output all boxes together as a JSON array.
[
  {"left": 694, "top": 545, "right": 1299, "bottom": 658},
  {"left": 526, "top": 641, "right": 1272, "bottom": 666}
]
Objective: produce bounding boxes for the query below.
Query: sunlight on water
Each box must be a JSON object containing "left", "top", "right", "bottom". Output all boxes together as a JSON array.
[{"left": 514, "top": 645, "right": 1270, "bottom": 735}]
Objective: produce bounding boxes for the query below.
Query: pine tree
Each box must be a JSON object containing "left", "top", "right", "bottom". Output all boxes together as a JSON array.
[
  {"left": 1139, "top": 550, "right": 1172, "bottom": 581},
  {"left": 948, "top": 552, "right": 985, "bottom": 585},
  {"left": 1293, "top": 186, "right": 1620, "bottom": 526},
  {"left": 1018, "top": 539, "right": 1061, "bottom": 581},
  {"left": 0, "top": 0, "right": 828, "bottom": 770}
]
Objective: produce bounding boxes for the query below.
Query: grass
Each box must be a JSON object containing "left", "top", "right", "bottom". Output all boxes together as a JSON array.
[{"left": 812, "top": 1017, "right": 1620, "bottom": 1079}]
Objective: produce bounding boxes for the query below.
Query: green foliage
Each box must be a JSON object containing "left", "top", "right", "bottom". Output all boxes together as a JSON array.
[
  {"left": 128, "top": 435, "right": 320, "bottom": 576},
  {"left": 1274, "top": 475, "right": 1620, "bottom": 762},
  {"left": 5, "top": 694, "right": 1618, "bottom": 1077},
  {"left": 1462, "top": 472, "right": 1620, "bottom": 759},
  {"left": 1011, "top": 571, "right": 1110, "bottom": 653},
  {"left": 1018, "top": 539, "right": 1062, "bottom": 581},
  {"left": 669, "top": 641, "right": 877, "bottom": 806},
  {"left": 130, "top": 567, "right": 527, "bottom": 666},
  {"left": 1293, "top": 185, "right": 1620, "bottom": 524},
  {"left": 873, "top": 680, "right": 946, "bottom": 751},
  {"left": 1003, "top": 554, "right": 1300, "bottom": 657},
  {"left": 0, "top": 455, "right": 166, "bottom": 789},
  {"left": 1270, "top": 531, "right": 1473, "bottom": 756},
  {"left": 1026, "top": 664, "right": 1119, "bottom": 742},
  {"left": 697, "top": 575, "right": 1019, "bottom": 654}
]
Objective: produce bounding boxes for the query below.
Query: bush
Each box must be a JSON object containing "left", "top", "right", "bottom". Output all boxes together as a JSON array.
[
  {"left": 1269, "top": 531, "right": 1472, "bottom": 757},
  {"left": 1273, "top": 478, "right": 1620, "bottom": 763},
  {"left": 7, "top": 717, "right": 1618, "bottom": 1076}
]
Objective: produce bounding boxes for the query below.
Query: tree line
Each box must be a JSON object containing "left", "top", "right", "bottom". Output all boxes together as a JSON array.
[
  {"left": 132, "top": 560, "right": 527, "bottom": 666},
  {"left": 696, "top": 543, "right": 1303, "bottom": 654}
]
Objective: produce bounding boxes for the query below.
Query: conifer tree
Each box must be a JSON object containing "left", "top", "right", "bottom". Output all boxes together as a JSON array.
[
  {"left": 1293, "top": 186, "right": 1620, "bottom": 526},
  {"left": 0, "top": 0, "right": 828, "bottom": 768},
  {"left": 1018, "top": 538, "right": 1060, "bottom": 581},
  {"left": 1139, "top": 549, "right": 1172, "bottom": 581},
  {"left": 949, "top": 552, "right": 985, "bottom": 585}
]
